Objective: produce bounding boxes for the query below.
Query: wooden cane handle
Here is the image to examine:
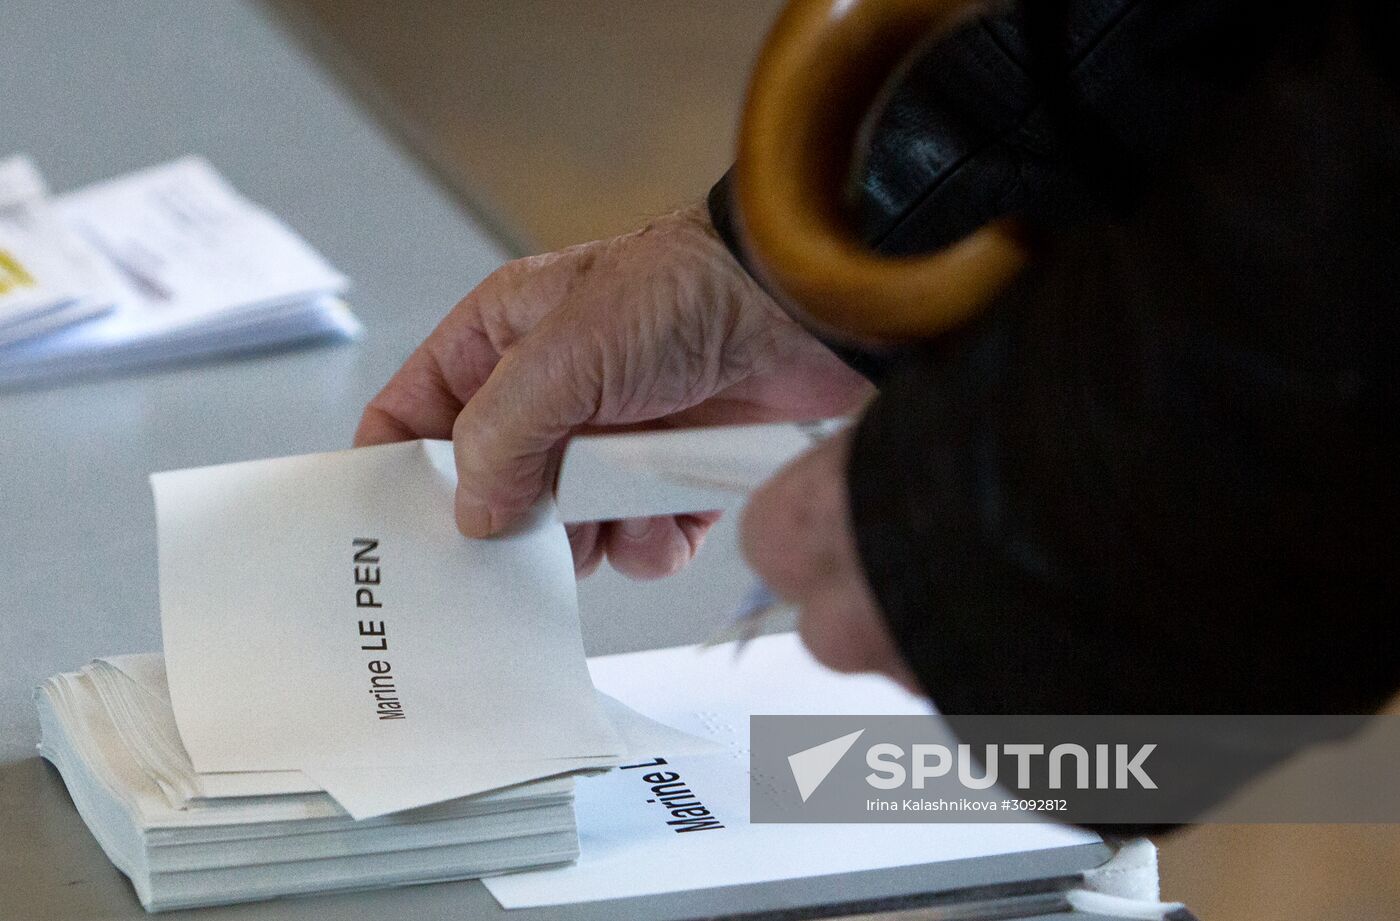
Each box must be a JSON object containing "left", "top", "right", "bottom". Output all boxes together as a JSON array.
[{"left": 735, "top": 0, "right": 1027, "bottom": 342}]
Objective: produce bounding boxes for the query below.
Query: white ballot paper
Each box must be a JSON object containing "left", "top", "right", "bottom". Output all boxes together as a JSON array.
[
  {"left": 152, "top": 440, "right": 625, "bottom": 819},
  {"left": 151, "top": 423, "right": 832, "bottom": 819},
  {"left": 484, "top": 634, "right": 1099, "bottom": 908}
]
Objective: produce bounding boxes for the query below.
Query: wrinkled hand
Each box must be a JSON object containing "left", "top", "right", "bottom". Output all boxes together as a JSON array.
[
  {"left": 742, "top": 430, "right": 921, "bottom": 692},
  {"left": 356, "top": 203, "right": 871, "bottom": 579}
]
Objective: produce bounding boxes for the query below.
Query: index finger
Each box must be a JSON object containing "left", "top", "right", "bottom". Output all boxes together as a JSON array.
[{"left": 355, "top": 341, "right": 463, "bottom": 446}]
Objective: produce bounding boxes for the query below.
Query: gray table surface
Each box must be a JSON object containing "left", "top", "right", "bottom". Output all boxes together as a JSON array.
[{"left": 0, "top": 2, "right": 1110, "bottom": 918}]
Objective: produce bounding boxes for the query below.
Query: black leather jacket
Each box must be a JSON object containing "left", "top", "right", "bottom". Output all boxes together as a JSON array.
[{"left": 709, "top": 0, "right": 1399, "bottom": 731}]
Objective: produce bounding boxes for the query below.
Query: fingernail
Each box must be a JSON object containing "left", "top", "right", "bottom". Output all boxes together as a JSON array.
[
  {"left": 456, "top": 492, "right": 492, "bottom": 538},
  {"left": 620, "top": 516, "right": 655, "bottom": 540}
]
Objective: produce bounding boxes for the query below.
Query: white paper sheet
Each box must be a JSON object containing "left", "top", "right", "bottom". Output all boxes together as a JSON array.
[
  {"left": 555, "top": 421, "right": 841, "bottom": 522},
  {"left": 483, "top": 634, "right": 1098, "bottom": 908},
  {"left": 148, "top": 422, "right": 836, "bottom": 819},
  {"left": 152, "top": 439, "right": 624, "bottom": 818}
]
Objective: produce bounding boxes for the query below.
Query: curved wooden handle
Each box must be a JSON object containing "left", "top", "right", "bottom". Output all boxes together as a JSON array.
[{"left": 735, "top": 0, "right": 1027, "bottom": 342}]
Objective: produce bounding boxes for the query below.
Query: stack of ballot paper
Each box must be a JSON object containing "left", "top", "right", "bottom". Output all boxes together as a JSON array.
[
  {"left": 0, "top": 154, "right": 358, "bottom": 387},
  {"left": 35, "top": 424, "right": 1097, "bottom": 912},
  {"left": 34, "top": 433, "right": 748, "bottom": 911},
  {"left": 35, "top": 654, "right": 707, "bottom": 911},
  {"left": 37, "top": 658, "right": 578, "bottom": 911}
]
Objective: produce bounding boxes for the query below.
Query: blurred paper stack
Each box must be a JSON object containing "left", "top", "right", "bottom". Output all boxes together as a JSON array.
[
  {"left": 0, "top": 156, "right": 117, "bottom": 346},
  {"left": 0, "top": 155, "right": 359, "bottom": 388}
]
